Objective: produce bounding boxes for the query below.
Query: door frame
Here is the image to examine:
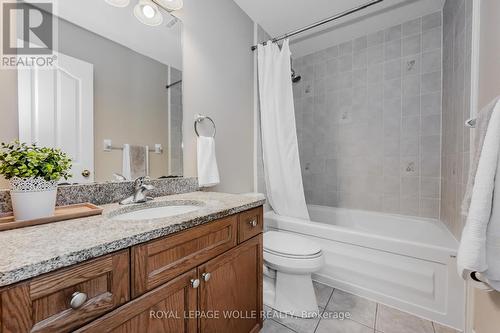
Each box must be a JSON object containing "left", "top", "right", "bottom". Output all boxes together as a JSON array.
[{"left": 465, "top": 0, "right": 482, "bottom": 332}]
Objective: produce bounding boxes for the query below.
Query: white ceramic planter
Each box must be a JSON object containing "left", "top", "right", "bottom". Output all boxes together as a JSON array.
[{"left": 9, "top": 177, "right": 58, "bottom": 221}]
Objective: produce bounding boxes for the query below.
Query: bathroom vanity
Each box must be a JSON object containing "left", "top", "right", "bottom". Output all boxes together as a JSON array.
[{"left": 0, "top": 192, "right": 265, "bottom": 333}]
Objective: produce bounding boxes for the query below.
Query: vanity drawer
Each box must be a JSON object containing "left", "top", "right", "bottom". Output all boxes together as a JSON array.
[
  {"left": 238, "top": 207, "right": 263, "bottom": 243},
  {"left": 132, "top": 215, "right": 238, "bottom": 297},
  {"left": 0, "top": 249, "right": 129, "bottom": 333}
]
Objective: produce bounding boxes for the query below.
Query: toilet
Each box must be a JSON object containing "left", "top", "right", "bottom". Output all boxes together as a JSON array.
[{"left": 263, "top": 231, "right": 324, "bottom": 318}]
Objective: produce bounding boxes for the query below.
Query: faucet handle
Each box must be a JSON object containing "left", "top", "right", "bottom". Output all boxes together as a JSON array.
[{"left": 134, "top": 176, "right": 151, "bottom": 188}]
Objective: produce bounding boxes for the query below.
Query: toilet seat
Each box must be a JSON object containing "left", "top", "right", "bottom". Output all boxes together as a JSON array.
[
  {"left": 264, "top": 248, "right": 323, "bottom": 259},
  {"left": 263, "top": 231, "right": 324, "bottom": 274},
  {"left": 264, "top": 231, "right": 322, "bottom": 258}
]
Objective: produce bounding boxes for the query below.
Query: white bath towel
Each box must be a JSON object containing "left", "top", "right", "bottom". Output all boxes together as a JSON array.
[
  {"left": 122, "top": 144, "right": 149, "bottom": 181},
  {"left": 457, "top": 97, "right": 500, "bottom": 291},
  {"left": 197, "top": 136, "right": 220, "bottom": 187}
]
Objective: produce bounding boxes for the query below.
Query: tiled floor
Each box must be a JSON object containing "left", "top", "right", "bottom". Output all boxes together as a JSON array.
[{"left": 261, "top": 282, "right": 460, "bottom": 333}]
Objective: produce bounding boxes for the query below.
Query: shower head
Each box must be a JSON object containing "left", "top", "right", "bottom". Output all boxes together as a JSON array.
[{"left": 291, "top": 68, "right": 302, "bottom": 83}]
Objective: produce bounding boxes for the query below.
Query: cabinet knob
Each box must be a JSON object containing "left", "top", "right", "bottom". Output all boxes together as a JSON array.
[
  {"left": 190, "top": 279, "right": 200, "bottom": 289},
  {"left": 202, "top": 272, "right": 211, "bottom": 282},
  {"left": 82, "top": 169, "right": 91, "bottom": 178},
  {"left": 249, "top": 219, "right": 257, "bottom": 227},
  {"left": 69, "top": 291, "right": 87, "bottom": 309}
]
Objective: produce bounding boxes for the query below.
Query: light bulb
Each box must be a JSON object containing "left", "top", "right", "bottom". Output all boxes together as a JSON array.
[
  {"left": 142, "top": 5, "right": 156, "bottom": 18},
  {"left": 134, "top": 0, "right": 163, "bottom": 26},
  {"left": 142, "top": 4, "right": 155, "bottom": 18}
]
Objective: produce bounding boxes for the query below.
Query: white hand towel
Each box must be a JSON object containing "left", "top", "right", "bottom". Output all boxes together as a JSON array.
[
  {"left": 122, "top": 144, "right": 132, "bottom": 180},
  {"left": 457, "top": 97, "right": 500, "bottom": 291},
  {"left": 122, "top": 144, "right": 148, "bottom": 181},
  {"left": 197, "top": 136, "right": 220, "bottom": 187}
]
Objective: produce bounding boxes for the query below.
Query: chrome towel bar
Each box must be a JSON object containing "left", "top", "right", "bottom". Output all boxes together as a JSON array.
[
  {"left": 102, "top": 140, "right": 163, "bottom": 154},
  {"left": 194, "top": 114, "right": 216, "bottom": 138}
]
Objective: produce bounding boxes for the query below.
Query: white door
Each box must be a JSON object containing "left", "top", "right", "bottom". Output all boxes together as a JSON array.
[{"left": 18, "top": 51, "right": 94, "bottom": 183}]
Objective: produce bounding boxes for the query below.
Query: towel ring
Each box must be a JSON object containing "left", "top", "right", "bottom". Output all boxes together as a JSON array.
[{"left": 194, "top": 115, "right": 216, "bottom": 138}]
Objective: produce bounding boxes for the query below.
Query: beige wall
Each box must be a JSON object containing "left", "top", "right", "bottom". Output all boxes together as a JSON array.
[
  {"left": 473, "top": 0, "right": 500, "bottom": 332},
  {"left": 2, "top": 0, "right": 256, "bottom": 192},
  {"left": 475, "top": 290, "right": 500, "bottom": 333},
  {"left": 0, "top": 13, "right": 173, "bottom": 184},
  {"left": 180, "top": 0, "right": 255, "bottom": 193},
  {"left": 58, "top": 18, "right": 171, "bottom": 182},
  {"left": 477, "top": 0, "right": 500, "bottom": 109}
]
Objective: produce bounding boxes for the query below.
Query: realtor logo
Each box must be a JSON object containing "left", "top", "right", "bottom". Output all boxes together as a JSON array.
[{"left": 1, "top": 1, "right": 57, "bottom": 68}]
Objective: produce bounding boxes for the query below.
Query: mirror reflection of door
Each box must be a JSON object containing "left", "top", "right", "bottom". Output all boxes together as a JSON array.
[{"left": 17, "top": 50, "right": 94, "bottom": 183}]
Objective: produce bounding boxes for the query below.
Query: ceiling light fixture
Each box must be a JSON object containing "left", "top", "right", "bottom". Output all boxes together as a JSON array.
[
  {"left": 152, "top": 0, "right": 183, "bottom": 12},
  {"left": 134, "top": 0, "right": 164, "bottom": 26},
  {"left": 104, "top": 0, "right": 130, "bottom": 8},
  {"left": 105, "top": 0, "right": 182, "bottom": 27}
]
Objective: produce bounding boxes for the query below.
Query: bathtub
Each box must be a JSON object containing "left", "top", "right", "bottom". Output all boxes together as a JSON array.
[{"left": 265, "top": 205, "right": 465, "bottom": 330}]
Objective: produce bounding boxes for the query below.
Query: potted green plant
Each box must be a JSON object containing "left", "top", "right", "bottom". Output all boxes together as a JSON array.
[{"left": 0, "top": 141, "right": 72, "bottom": 220}]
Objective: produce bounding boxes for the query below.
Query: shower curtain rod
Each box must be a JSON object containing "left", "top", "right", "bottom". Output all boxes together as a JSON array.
[
  {"left": 166, "top": 80, "right": 182, "bottom": 89},
  {"left": 250, "top": 0, "right": 384, "bottom": 51}
]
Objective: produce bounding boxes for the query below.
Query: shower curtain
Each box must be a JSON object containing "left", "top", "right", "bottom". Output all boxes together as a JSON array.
[{"left": 257, "top": 39, "right": 310, "bottom": 220}]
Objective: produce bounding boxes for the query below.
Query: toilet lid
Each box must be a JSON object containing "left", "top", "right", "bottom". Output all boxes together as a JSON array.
[{"left": 264, "top": 231, "right": 321, "bottom": 257}]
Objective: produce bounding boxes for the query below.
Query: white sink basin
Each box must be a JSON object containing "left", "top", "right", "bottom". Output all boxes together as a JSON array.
[{"left": 112, "top": 205, "right": 201, "bottom": 221}]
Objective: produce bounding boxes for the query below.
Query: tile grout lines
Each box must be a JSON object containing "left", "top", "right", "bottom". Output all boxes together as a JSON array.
[
  {"left": 272, "top": 318, "right": 298, "bottom": 333},
  {"left": 264, "top": 282, "right": 454, "bottom": 333},
  {"left": 313, "top": 287, "right": 336, "bottom": 333}
]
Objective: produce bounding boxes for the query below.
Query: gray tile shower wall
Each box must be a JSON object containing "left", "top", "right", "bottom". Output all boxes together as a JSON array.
[
  {"left": 293, "top": 13, "right": 443, "bottom": 218},
  {"left": 0, "top": 177, "right": 199, "bottom": 213},
  {"left": 441, "top": 0, "right": 473, "bottom": 239}
]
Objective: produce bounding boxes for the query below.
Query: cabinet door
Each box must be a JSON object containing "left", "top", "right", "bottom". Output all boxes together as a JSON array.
[
  {"left": 238, "top": 207, "right": 263, "bottom": 243},
  {"left": 132, "top": 215, "right": 237, "bottom": 297},
  {"left": 198, "top": 235, "right": 263, "bottom": 333},
  {"left": 0, "top": 250, "right": 129, "bottom": 333},
  {"left": 76, "top": 269, "right": 198, "bottom": 333}
]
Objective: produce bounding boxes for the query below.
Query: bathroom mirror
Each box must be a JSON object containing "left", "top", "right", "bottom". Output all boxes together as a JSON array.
[{"left": 3, "top": 0, "right": 183, "bottom": 186}]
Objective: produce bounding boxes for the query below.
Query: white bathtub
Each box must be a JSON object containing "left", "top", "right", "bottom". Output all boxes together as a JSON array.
[{"left": 265, "top": 205, "right": 465, "bottom": 330}]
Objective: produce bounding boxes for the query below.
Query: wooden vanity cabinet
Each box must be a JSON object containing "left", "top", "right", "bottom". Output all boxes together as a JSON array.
[
  {"left": 78, "top": 235, "right": 263, "bottom": 333},
  {"left": 0, "top": 206, "right": 263, "bottom": 333},
  {"left": 74, "top": 269, "right": 198, "bottom": 333},
  {"left": 199, "top": 235, "right": 263, "bottom": 333},
  {"left": 0, "top": 250, "right": 129, "bottom": 333},
  {"left": 131, "top": 215, "right": 238, "bottom": 297},
  {"left": 237, "top": 207, "right": 263, "bottom": 243}
]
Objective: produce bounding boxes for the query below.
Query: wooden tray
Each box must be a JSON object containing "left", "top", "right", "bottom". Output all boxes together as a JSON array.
[{"left": 0, "top": 203, "right": 103, "bottom": 231}]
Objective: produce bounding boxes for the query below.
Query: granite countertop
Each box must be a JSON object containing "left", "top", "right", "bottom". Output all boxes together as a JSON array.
[{"left": 0, "top": 191, "right": 266, "bottom": 287}]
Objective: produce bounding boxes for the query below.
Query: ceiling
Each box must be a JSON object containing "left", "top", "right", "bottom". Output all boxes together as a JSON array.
[
  {"left": 27, "top": 0, "right": 182, "bottom": 69},
  {"left": 234, "top": 0, "right": 445, "bottom": 57}
]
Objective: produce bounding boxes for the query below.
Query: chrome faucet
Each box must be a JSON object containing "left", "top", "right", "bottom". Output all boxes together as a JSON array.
[{"left": 119, "top": 176, "right": 155, "bottom": 205}]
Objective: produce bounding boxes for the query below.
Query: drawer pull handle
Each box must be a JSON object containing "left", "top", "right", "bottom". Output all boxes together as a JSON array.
[
  {"left": 202, "top": 272, "right": 211, "bottom": 282},
  {"left": 191, "top": 279, "right": 200, "bottom": 289},
  {"left": 69, "top": 292, "right": 87, "bottom": 309},
  {"left": 249, "top": 219, "right": 257, "bottom": 227}
]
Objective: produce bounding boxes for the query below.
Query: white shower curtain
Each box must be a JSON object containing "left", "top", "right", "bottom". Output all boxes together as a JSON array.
[{"left": 257, "top": 39, "right": 310, "bottom": 220}]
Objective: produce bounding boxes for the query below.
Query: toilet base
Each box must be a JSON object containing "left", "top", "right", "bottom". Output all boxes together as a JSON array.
[{"left": 263, "top": 271, "right": 319, "bottom": 318}]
